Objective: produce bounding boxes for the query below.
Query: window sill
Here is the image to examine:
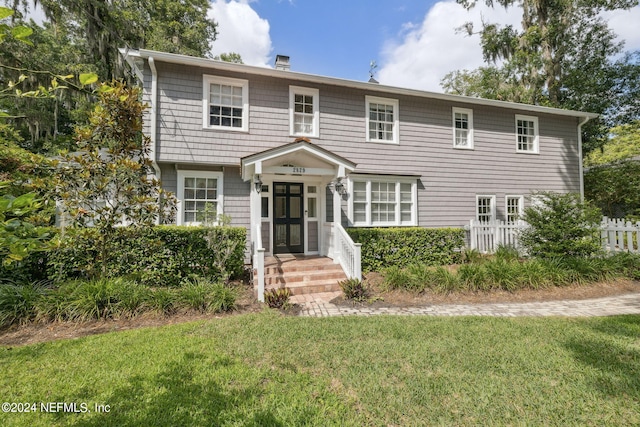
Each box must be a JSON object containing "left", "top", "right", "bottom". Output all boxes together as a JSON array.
[
  {"left": 366, "top": 139, "right": 399, "bottom": 145},
  {"left": 453, "top": 145, "right": 474, "bottom": 150},
  {"left": 515, "top": 150, "right": 540, "bottom": 155},
  {"left": 202, "top": 125, "right": 249, "bottom": 133}
]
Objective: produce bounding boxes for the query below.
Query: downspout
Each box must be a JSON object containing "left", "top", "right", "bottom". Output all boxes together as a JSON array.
[
  {"left": 148, "top": 57, "right": 161, "bottom": 179},
  {"left": 577, "top": 116, "right": 591, "bottom": 201}
]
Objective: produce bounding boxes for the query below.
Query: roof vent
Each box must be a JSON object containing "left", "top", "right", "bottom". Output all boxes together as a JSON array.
[{"left": 275, "top": 55, "right": 290, "bottom": 71}]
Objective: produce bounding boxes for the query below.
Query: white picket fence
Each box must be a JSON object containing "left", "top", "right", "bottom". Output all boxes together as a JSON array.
[{"left": 467, "top": 217, "right": 640, "bottom": 254}]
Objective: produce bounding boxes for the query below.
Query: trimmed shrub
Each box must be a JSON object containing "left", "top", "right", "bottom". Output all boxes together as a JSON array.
[
  {"left": 48, "top": 225, "right": 246, "bottom": 286},
  {"left": 347, "top": 227, "right": 465, "bottom": 273},
  {"left": 520, "top": 192, "right": 603, "bottom": 259}
]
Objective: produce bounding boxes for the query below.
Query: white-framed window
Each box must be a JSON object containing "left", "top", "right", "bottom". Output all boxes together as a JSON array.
[
  {"left": 261, "top": 184, "right": 270, "bottom": 219},
  {"left": 476, "top": 195, "right": 496, "bottom": 223},
  {"left": 203, "top": 75, "right": 249, "bottom": 132},
  {"left": 306, "top": 185, "right": 318, "bottom": 219},
  {"left": 366, "top": 96, "right": 399, "bottom": 144},
  {"left": 505, "top": 195, "right": 524, "bottom": 224},
  {"left": 515, "top": 114, "right": 539, "bottom": 154},
  {"left": 350, "top": 177, "right": 416, "bottom": 226},
  {"left": 177, "top": 170, "right": 224, "bottom": 225},
  {"left": 452, "top": 107, "right": 473, "bottom": 149},
  {"left": 289, "top": 86, "right": 319, "bottom": 137}
]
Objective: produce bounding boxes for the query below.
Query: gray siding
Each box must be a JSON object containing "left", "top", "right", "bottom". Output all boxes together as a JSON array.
[{"left": 149, "top": 61, "right": 581, "bottom": 228}]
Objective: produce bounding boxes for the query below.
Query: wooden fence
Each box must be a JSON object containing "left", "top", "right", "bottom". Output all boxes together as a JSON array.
[{"left": 467, "top": 217, "right": 640, "bottom": 254}]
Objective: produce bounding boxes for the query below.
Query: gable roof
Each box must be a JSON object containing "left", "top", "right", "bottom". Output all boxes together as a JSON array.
[{"left": 121, "top": 48, "right": 599, "bottom": 120}]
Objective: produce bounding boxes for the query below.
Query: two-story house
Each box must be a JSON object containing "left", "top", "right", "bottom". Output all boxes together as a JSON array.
[{"left": 121, "top": 48, "right": 597, "bottom": 298}]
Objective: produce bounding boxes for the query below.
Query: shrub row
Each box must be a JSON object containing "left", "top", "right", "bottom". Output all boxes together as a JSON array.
[
  {"left": 383, "top": 252, "right": 640, "bottom": 294},
  {"left": 347, "top": 227, "right": 465, "bottom": 273},
  {"left": 47, "top": 225, "right": 246, "bottom": 286},
  {"left": 0, "top": 277, "right": 238, "bottom": 326}
]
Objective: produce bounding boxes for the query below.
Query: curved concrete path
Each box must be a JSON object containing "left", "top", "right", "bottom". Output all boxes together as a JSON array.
[{"left": 293, "top": 292, "right": 640, "bottom": 318}]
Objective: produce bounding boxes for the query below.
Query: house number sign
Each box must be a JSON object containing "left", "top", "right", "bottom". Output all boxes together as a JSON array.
[{"left": 291, "top": 167, "right": 306, "bottom": 174}]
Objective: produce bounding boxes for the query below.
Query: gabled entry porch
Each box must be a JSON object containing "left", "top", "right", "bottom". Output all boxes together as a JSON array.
[{"left": 241, "top": 139, "right": 362, "bottom": 301}]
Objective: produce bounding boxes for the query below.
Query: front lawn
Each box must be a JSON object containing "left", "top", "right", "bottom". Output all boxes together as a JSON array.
[{"left": 1, "top": 312, "right": 639, "bottom": 426}]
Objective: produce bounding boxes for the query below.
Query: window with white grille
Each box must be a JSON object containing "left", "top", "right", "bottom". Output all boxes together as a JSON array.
[
  {"left": 177, "top": 171, "right": 223, "bottom": 225},
  {"left": 350, "top": 178, "right": 416, "bottom": 226},
  {"left": 453, "top": 107, "right": 473, "bottom": 149},
  {"left": 506, "top": 195, "right": 523, "bottom": 224},
  {"left": 366, "top": 96, "right": 399, "bottom": 144},
  {"left": 516, "top": 115, "right": 539, "bottom": 153},
  {"left": 290, "top": 86, "right": 319, "bottom": 137},
  {"left": 203, "top": 75, "right": 248, "bottom": 131},
  {"left": 476, "top": 195, "right": 495, "bottom": 223}
]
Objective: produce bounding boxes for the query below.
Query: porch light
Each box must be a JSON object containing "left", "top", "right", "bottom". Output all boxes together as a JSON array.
[
  {"left": 333, "top": 178, "right": 347, "bottom": 196},
  {"left": 254, "top": 175, "right": 263, "bottom": 193}
]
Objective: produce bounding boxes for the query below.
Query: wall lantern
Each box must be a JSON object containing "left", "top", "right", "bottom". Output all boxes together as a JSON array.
[
  {"left": 333, "top": 177, "right": 347, "bottom": 196},
  {"left": 254, "top": 175, "right": 263, "bottom": 193}
]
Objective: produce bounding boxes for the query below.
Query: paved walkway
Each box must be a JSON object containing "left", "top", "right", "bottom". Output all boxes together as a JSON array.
[{"left": 291, "top": 292, "right": 640, "bottom": 318}]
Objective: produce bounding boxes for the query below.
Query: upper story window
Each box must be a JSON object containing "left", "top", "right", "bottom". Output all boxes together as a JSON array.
[
  {"left": 515, "top": 114, "right": 539, "bottom": 154},
  {"left": 350, "top": 177, "right": 416, "bottom": 226},
  {"left": 177, "top": 170, "right": 224, "bottom": 225},
  {"left": 366, "top": 96, "right": 399, "bottom": 144},
  {"left": 203, "top": 75, "right": 248, "bottom": 132},
  {"left": 290, "top": 86, "right": 319, "bottom": 137},
  {"left": 452, "top": 107, "right": 474, "bottom": 149}
]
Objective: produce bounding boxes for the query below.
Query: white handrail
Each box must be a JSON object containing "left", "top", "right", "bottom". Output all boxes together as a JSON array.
[
  {"left": 254, "top": 223, "right": 265, "bottom": 302},
  {"left": 334, "top": 223, "right": 362, "bottom": 280}
]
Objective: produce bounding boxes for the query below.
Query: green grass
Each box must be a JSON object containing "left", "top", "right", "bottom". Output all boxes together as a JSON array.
[{"left": 1, "top": 312, "right": 639, "bottom": 426}]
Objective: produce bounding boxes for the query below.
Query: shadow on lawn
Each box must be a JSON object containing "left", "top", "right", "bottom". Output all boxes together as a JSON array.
[
  {"left": 564, "top": 315, "right": 640, "bottom": 399},
  {"left": 67, "top": 351, "right": 284, "bottom": 427}
]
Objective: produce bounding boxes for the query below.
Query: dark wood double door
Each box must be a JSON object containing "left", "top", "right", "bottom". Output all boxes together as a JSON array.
[{"left": 274, "top": 182, "right": 304, "bottom": 254}]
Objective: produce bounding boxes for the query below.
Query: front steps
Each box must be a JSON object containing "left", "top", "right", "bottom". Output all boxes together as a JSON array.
[{"left": 256, "top": 255, "right": 347, "bottom": 296}]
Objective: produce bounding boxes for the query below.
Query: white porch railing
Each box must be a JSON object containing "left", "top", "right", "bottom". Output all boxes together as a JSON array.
[
  {"left": 601, "top": 217, "right": 640, "bottom": 253},
  {"left": 254, "top": 223, "right": 265, "bottom": 302},
  {"left": 467, "top": 217, "right": 640, "bottom": 254},
  {"left": 467, "top": 219, "right": 526, "bottom": 254},
  {"left": 333, "top": 223, "right": 362, "bottom": 280}
]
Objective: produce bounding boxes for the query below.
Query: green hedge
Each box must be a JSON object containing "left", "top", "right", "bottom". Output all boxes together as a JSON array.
[
  {"left": 47, "top": 226, "right": 246, "bottom": 286},
  {"left": 346, "top": 227, "right": 465, "bottom": 273}
]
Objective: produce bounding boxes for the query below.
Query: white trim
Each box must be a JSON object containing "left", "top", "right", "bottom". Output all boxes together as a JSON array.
[
  {"left": 348, "top": 175, "right": 417, "bottom": 227},
  {"left": 452, "top": 107, "right": 474, "bottom": 150},
  {"left": 476, "top": 195, "right": 496, "bottom": 222},
  {"left": 176, "top": 170, "right": 224, "bottom": 225},
  {"left": 515, "top": 114, "right": 539, "bottom": 154},
  {"left": 202, "top": 75, "right": 249, "bottom": 132},
  {"left": 505, "top": 195, "right": 524, "bottom": 224},
  {"left": 365, "top": 95, "right": 399, "bottom": 144},
  {"left": 125, "top": 49, "right": 598, "bottom": 120},
  {"left": 289, "top": 86, "right": 320, "bottom": 138}
]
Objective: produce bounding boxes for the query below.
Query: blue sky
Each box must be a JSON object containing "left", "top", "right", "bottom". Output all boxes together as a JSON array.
[{"left": 208, "top": 0, "right": 640, "bottom": 92}]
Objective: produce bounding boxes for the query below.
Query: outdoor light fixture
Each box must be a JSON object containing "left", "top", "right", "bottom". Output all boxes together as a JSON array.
[
  {"left": 254, "top": 175, "right": 262, "bottom": 193},
  {"left": 333, "top": 178, "right": 347, "bottom": 196}
]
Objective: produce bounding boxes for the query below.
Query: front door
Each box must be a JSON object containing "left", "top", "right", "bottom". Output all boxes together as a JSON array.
[{"left": 274, "top": 182, "right": 304, "bottom": 254}]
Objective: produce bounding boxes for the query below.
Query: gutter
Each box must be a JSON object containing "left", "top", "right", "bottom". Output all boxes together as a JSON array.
[
  {"left": 577, "top": 115, "right": 592, "bottom": 201},
  {"left": 148, "top": 57, "right": 161, "bottom": 179}
]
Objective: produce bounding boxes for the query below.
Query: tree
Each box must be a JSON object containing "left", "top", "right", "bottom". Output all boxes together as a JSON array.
[
  {"left": 214, "top": 52, "right": 244, "bottom": 64},
  {"left": 584, "top": 121, "right": 640, "bottom": 166},
  {"left": 519, "top": 192, "right": 603, "bottom": 258},
  {"left": 52, "top": 81, "right": 176, "bottom": 275}
]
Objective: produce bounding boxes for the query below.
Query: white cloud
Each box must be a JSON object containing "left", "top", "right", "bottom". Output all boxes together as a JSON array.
[
  {"left": 377, "top": 1, "right": 521, "bottom": 92},
  {"left": 601, "top": 6, "right": 640, "bottom": 53},
  {"left": 378, "top": 2, "right": 640, "bottom": 93},
  {"left": 208, "top": 0, "right": 273, "bottom": 67}
]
